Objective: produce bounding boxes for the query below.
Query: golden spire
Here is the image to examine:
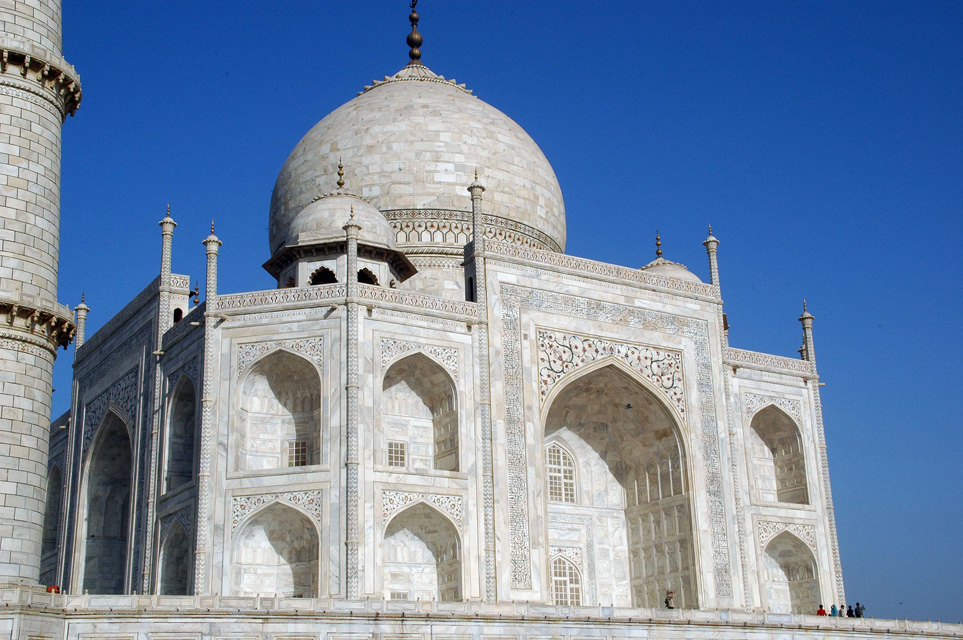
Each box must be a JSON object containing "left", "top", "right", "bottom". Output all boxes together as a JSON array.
[
  {"left": 337, "top": 158, "right": 345, "bottom": 190},
  {"left": 350, "top": 204, "right": 355, "bottom": 220},
  {"left": 655, "top": 231, "right": 662, "bottom": 258},
  {"left": 407, "top": 0, "right": 423, "bottom": 64}
]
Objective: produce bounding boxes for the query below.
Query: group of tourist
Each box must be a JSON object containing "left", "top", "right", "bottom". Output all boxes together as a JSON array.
[{"left": 816, "top": 603, "right": 866, "bottom": 618}]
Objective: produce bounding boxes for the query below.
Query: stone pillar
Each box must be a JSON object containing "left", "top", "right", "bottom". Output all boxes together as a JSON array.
[
  {"left": 203, "top": 222, "right": 221, "bottom": 298},
  {"left": 798, "top": 302, "right": 845, "bottom": 604},
  {"left": 158, "top": 207, "right": 176, "bottom": 333},
  {"left": 343, "top": 210, "right": 361, "bottom": 598},
  {"left": 74, "top": 295, "right": 89, "bottom": 350},
  {"left": 195, "top": 225, "right": 221, "bottom": 594},
  {"left": 703, "top": 225, "right": 720, "bottom": 288},
  {"left": 468, "top": 174, "right": 496, "bottom": 601},
  {"left": 0, "top": 0, "right": 81, "bottom": 585}
]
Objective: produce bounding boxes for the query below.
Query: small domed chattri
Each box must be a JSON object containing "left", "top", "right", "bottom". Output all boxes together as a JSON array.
[{"left": 407, "top": 0, "right": 423, "bottom": 64}]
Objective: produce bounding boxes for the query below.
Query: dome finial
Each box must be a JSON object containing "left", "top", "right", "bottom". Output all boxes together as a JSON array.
[
  {"left": 350, "top": 204, "right": 355, "bottom": 221},
  {"left": 406, "top": 0, "right": 424, "bottom": 65},
  {"left": 210, "top": 219, "right": 215, "bottom": 234},
  {"left": 655, "top": 231, "right": 663, "bottom": 258},
  {"left": 337, "top": 158, "right": 345, "bottom": 190}
]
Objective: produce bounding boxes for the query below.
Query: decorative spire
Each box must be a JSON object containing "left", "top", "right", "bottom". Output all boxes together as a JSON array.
[
  {"left": 210, "top": 220, "right": 215, "bottom": 234},
  {"left": 337, "top": 158, "right": 345, "bottom": 190},
  {"left": 80, "top": 291, "right": 85, "bottom": 304},
  {"left": 192, "top": 280, "right": 200, "bottom": 305},
  {"left": 655, "top": 231, "right": 662, "bottom": 258},
  {"left": 350, "top": 204, "right": 355, "bottom": 220},
  {"left": 407, "top": 0, "right": 424, "bottom": 65},
  {"left": 799, "top": 299, "right": 815, "bottom": 322}
]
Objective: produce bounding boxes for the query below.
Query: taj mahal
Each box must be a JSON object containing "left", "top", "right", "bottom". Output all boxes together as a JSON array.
[{"left": 0, "top": 3, "right": 957, "bottom": 640}]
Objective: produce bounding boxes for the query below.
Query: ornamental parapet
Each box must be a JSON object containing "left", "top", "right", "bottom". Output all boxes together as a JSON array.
[
  {"left": 486, "top": 240, "right": 722, "bottom": 302},
  {"left": 0, "top": 290, "right": 75, "bottom": 352},
  {"left": 384, "top": 209, "right": 563, "bottom": 255},
  {"left": 724, "top": 346, "right": 816, "bottom": 379},
  {"left": 211, "top": 283, "right": 479, "bottom": 322},
  {"left": 0, "top": 34, "right": 81, "bottom": 119},
  {"left": 0, "top": 587, "right": 958, "bottom": 638}
]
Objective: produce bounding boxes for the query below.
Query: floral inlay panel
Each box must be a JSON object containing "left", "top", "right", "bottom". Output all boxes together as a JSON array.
[
  {"left": 744, "top": 392, "right": 802, "bottom": 424},
  {"left": 758, "top": 520, "right": 817, "bottom": 553},
  {"left": 382, "top": 491, "right": 464, "bottom": 530},
  {"left": 236, "top": 337, "right": 324, "bottom": 374},
  {"left": 537, "top": 330, "right": 685, "bottom": 417},
  {"left": 380, "top": 338, "right": 458, "bottom": 376},
  {"left": 231, "top": 491, "right": 324, "bottom": 531}
]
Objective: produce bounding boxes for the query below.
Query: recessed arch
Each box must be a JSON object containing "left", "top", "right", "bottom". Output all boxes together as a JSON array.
[
  {"left": 158, "top": 521, "right": 191, "bottom": 595},
  {"left": 232, "top": 502, "right": 319, "bottom": 597},
  {"left": 551, "top": 556, "right": 583, "bottom": 606},
  {"left": 81, "top": 410, "right": 133, "bottom": 594},
  {"left": 749, "top": 405, "right": 809, "bottom": 504},
  {"left": 383, "top": 502, "right": 462, "bottom": 601},
  {"left": 164, "top": 375, "right": 196, "bottom": 492},
  {"left": 358, "top": 267, "right": 378, "bottom": 285},
  {"left": 382, "top": 352, "right": 458, "bottom": 472},
  {"left": 235, "top": 350, "right": 321, "bottom": 472},
  {"left": 762, "top": 531, "right": 819, "bottom": 614},
  {"left": 542, "top": 362, "right": 697, "bottom": 609},
  {"left": 41, "top": 464, "right": 63, "bottom": 558},
  {"left": 309, "top": 266, "right": 337, "bottom": 285}
]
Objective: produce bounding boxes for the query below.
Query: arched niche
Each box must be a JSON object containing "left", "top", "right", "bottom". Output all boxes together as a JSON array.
[
  {"left": 232, "top": 502, "right": 319, "bottom": 597},
  {"left": 762, "top": 531, "right": 819, "bottom": 614},
  {"left": 382, "top": 353, "right": 458, "bottom": 472},
  {"left": 309, "top": 266, "right": 337, "bottom": 285},
  {"left": 749, "top": 405, "right": 809, "bottom": 504},
  {"left": 42, "top": 465, "right": 63, "bottom": 558},
  {"left": 235, "top": 351, "right": 321, "bottom": 472},
  {"left": 82, "top": 411, "right": 132, "bottom": 594},
  {"left": 165, "top": 376, "right": 196, "bottom": 492},
  {"left": 358, "top": 268, "right": 378, "bottom": 285},
  {"left": 383, "top": 502, "right": 461, "bottom": 601},
  {"left": 543, "top": 362, "right": 696, "bottom": 609},
  {"left": 551, "top": 556, "right": 583, "bottom": 606},
  {"left": 158, "top": 522, "right": 191, "bottom": 595}
]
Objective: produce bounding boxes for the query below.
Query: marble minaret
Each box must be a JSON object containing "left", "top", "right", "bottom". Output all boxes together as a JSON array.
[{"left": 0, "top": 1, "right": 81, "bottom": 583}]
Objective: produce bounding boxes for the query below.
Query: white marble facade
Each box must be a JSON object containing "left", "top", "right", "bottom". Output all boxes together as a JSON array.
[{"left": 28, "top": 13, "right": 871, "bottom": 640}]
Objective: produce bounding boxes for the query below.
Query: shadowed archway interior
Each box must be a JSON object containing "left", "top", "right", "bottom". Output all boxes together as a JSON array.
[{"left": 544, "top": 364, "right": 696, "bottom": 609}]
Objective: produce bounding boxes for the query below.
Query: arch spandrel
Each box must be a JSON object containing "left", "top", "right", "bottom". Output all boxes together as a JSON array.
[{"left": 537, "top": 332, "right": 688, "bottom": 425}]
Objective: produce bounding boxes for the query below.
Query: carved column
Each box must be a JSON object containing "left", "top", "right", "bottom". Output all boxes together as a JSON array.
[
  {"left": 799, "top": 303, "right": 845, "bottom": 604},
  {"left": 0, "top": 1, "right": 81, "bottom": 585},
  {"left": 74, "top": 296, "right": 89, "bottom": 350},
  {"left": 343, "top": 212, "right": 362, "bottom": 598},
  {"left": 468, "top": 174, "right": 496, "bottom": 601},
  {"left": 194, "top": 225, "right": 221, "bottom": 594}
]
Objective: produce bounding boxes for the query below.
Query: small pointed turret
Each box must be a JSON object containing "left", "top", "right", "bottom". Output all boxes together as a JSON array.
[
  {"left": 74, "top": 292, "right": 89, "bottom": 349},
  {"left": 703, "top": 224, "right": 721, "bottom": 288}
]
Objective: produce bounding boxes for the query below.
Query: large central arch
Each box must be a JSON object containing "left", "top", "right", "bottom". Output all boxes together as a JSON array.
[
  {"left": 542, "top": 361, "right": 698, "bottom": 609},
  {"left": 81, "top": 411, "right": 133, "bottom": 594}
]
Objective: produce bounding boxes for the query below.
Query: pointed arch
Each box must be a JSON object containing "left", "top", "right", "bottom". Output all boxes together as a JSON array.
[
  {"left": 382, "top": 352, "right": 459, "bottom": 472},
  {"left": 762, "top": 531, "right": 820, "bottom": 614},
  {"left": 383, "top": 502, "right": 462, "bottom": 601},
  {"left": 232, "top": 502, "right": 319, "bottom": 597},
  {"left": 158, "top": 521, "right": 191, "bottom": 595},
  {"left": 749, "top": 404, "right": 809, "bottom": 504},
  {"left": 42, "top": 464, "right": 63, "bottom": 558},
  {"left": 542, "top": 362, "right": 696, "bottom": 609},
  {"left": 358, "top": 267, "right": 379, "bottom": 285},
  {"left": 545, "top": 441, "right": 577, "bottom": 504},
  {"left": 551, "top": 556, "right": 583, "bottom": 606},
  {"left": 165, "top": 375, "right": 196, "bottom": 492},
  {"left": 235, "top": 350, "right": 321, "bottom": 472},
  {"left": 309, "top": 266, "right": 337, "bottom": 285},
  {"left": 81, "top": 410, "right": 133, "bottom": 594}
]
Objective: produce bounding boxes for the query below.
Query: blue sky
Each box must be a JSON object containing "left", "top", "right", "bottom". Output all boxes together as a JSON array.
[{"left": 55, "top": 1, "right": 961, "bottom": 621}]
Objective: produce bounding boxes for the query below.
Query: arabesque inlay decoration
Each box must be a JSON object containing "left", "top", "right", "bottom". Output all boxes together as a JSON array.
[
  {"left": 758, "top": 520, "right": 817, "bottom": 553},
  {"left": 382, "top": 491, "right": 463, "bottom": 530},
  {"left": 381, "top": 338, "right": 458, "bottom": 376},
  {"left": 237, "top": 337, "right": 323, "bottom": 373},
  {"left": 537, "top": 330, "right": 685, "bottom": 416},
  {"left": 231, "top": 491, "right": 324, "bottom": 531},
  {"left": 744, "top": 392, "right": 802, "bottom": 424}
]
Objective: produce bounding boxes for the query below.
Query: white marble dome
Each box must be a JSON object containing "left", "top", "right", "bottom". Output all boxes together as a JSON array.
[
  {"left": 279, "top": 192, "right": 396, "bottom": 250},
  {"left": 269, "top": 63, "right": 566, "bottom": 257}
]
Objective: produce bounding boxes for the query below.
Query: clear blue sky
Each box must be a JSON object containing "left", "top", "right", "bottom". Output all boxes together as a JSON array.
[{"left": 55, "top": 1, "right": 961, "bottom": 621}]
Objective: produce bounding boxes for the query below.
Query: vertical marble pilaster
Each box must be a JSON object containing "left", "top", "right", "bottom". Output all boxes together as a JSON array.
[
  {"left": 799, "top": 303, "right": 844, "bottom": 603},
  {"left": 343, "top": 212, "right": 361, "bottom": 598},
  {"left": 468, "top": 174, "right": 496, "bottom": 601}
]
